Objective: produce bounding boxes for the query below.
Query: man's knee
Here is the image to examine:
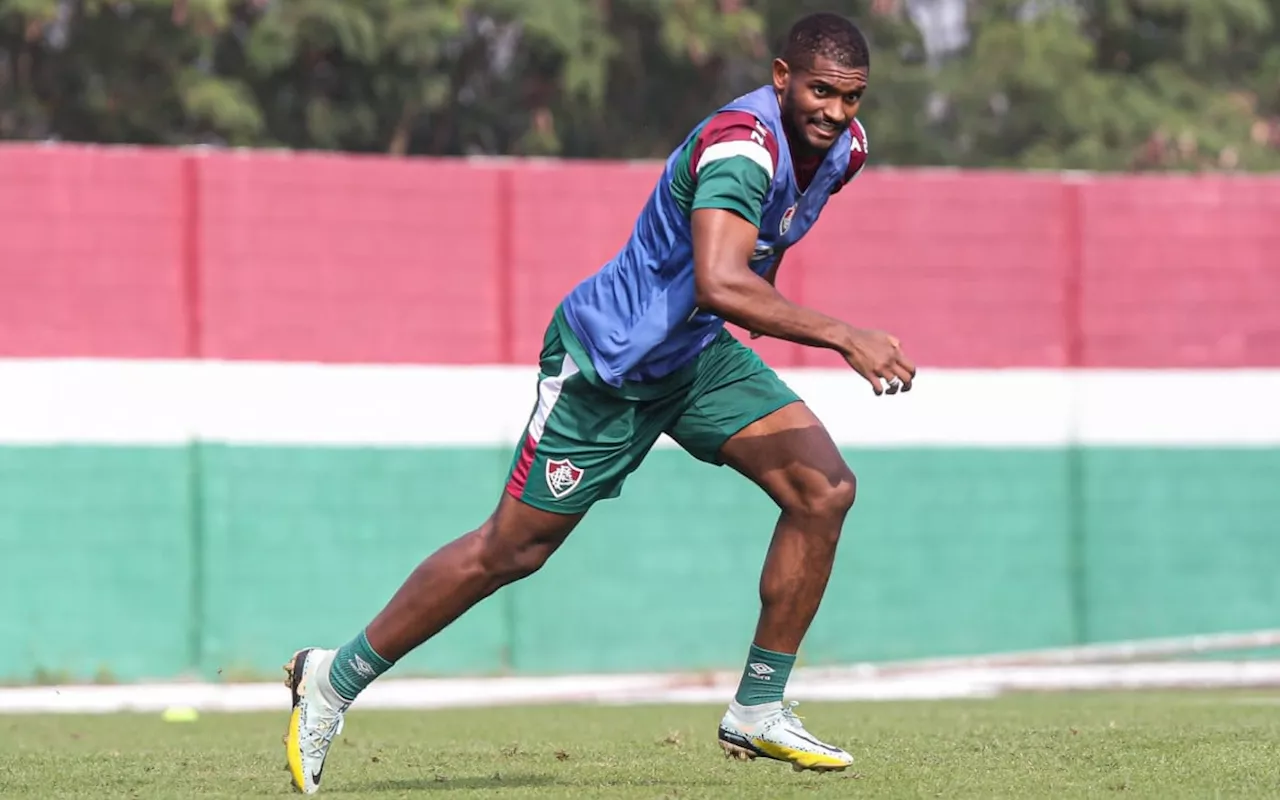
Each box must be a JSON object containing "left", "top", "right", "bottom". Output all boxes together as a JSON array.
[
  {"left": 784, "top": 464, "right": 857, "bottom": 521},
  {"left": 473, "top": 523, "right": 548, "bottom": 582},
  {"left": 473, "top": 498, "right": 580, "bottom": 583}
]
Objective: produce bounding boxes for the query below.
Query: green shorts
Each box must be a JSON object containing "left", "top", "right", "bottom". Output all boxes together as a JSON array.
[{"left": 504, "top": 308, "right": 800, "bottom": 514}]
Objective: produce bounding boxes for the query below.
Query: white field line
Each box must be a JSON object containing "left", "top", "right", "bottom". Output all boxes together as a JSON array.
[{"left": 3, "top": 661, "right": 1280, "bottom": 714}]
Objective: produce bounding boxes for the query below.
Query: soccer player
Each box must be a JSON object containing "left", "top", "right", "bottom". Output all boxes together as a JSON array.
[{"left": 283, "top": 12, "right": 915, "bottom": 793}]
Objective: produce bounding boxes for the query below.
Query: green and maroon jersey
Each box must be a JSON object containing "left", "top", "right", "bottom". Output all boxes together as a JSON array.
[{"left": 560, "top": 85, "right": 868, "bottom": 388}]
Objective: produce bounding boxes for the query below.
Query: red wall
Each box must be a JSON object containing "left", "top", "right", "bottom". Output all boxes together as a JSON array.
[{"left": 1, "top": 144, "right": 1277, "bottom": 367}]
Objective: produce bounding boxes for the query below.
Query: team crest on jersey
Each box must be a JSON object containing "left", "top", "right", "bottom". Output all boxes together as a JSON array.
[
  {"left": 546, "top": 458, "right": 584, "bottom": 499},
  {"left": 779, "top": 203, "right": 798, "bottom": 235}
]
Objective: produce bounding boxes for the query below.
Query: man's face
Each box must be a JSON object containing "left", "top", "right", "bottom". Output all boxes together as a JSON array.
[{"left": 774, "top": 54, "right": 868, "bottom": 153}]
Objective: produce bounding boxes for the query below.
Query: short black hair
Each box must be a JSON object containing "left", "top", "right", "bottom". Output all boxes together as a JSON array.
[{"left": 781, "top": 13, "right": 870, "bottom": 71}]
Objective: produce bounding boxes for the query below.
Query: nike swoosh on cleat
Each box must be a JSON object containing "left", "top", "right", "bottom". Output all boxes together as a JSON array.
[{"left": 788, "top": 730, "right": 847, "bottom": 755}]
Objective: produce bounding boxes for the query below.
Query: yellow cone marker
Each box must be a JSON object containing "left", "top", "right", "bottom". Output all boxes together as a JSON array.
[{"left": 162, "top": 706, "right": 199, "bottom": 722}]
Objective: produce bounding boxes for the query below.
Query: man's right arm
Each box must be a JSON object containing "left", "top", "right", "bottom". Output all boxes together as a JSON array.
[
  {"left": 683, "top": 117, "right": 848, "bottom": 351},
  {"left": 692, "top": 208, "right": 915, "bottom": 395},
  {"left": 684, "top": 114, "right": 915, "bottom": 394},
  {"left": 691, "top": 209, "right": 850, "bottom": 351},
  {"left": 749, "top": 250, "right": 786, "bottom": 338}
]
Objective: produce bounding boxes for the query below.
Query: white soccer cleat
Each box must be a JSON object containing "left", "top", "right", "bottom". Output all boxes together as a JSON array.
[
  {"left": 283, "top": 648, "right": 349, "bottom": 794},
  {"left": 717, "top": 700, "right": 854, "bottom": 772}
]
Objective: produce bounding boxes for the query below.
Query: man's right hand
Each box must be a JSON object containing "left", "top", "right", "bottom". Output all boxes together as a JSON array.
[{"left": 840, "top": 328, "right": 916, "bottom": 396}]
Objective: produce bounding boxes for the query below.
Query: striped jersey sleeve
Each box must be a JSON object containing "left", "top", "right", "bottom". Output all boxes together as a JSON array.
[
  {"left": 831, "top": 118, "right": 869, "bottom": 195},
  {"left": 669, "top": 111, "right": 781, "bottom": 228}
]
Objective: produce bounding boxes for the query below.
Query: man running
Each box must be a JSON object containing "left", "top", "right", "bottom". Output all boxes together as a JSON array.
[{"left": 284, "top": 11, "right": 915, "bottom": 793}]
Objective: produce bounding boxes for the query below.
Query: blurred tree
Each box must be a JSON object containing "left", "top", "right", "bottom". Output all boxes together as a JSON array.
[
  {"left": 221, "top": 0, "right": 763, "bottom": 156},
  {"left": 551, "top": 0, "right": 768, "bottom": 158},
  {"left": 241, "top": 0, "right": 620, "bottom": 154},
  {"left": 0, "top": 0, "right": 265, "bottom": 145},
  {"left": 545, "top": 0, "right": 940, "bottom": 161},
  {"left": 1, "top": 0, "right": 1277, "bottom": 170},
  {"left": 931, "top": 0, "right": 1280, "bottom": 170}
]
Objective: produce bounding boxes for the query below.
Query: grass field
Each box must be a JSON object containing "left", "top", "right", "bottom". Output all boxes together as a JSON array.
[{"left": 2, "top": 691, "right": 1278, "bottom": 798}]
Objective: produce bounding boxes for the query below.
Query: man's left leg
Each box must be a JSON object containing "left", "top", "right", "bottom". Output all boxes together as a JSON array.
[
  {"left": 715, "top": 401, "right": 856, "bottom": 770},
  {"left": 666, "top": 340, "right": 857, "bottom": 771}
]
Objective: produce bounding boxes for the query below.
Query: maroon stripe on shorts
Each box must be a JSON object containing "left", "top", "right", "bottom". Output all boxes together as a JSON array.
[{"left": 505, "top": 431, "right": 539, "bottom": 498}]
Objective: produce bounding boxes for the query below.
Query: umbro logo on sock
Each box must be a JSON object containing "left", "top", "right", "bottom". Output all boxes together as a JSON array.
[
  {"left": 748, "top": 662, "right": 775, "bottom": 678},
  {"left": 350, "top": 655, "right": 377, "bottom": 679}
]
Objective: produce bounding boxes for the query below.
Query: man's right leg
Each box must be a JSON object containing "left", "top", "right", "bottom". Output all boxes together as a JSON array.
[
  {"left": 363, "top": 492, "right": 583, "bottom": 663},
  {"left": 283, "top": 494, "right": 582, "bottom": 794},
  {"left": 284, "top": 318, "right": 652, "bottom": 794}
]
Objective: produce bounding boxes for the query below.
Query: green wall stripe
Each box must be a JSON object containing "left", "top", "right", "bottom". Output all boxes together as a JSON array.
[{"left": 1, "top": 445, "right": 1277, "bottom": 683}]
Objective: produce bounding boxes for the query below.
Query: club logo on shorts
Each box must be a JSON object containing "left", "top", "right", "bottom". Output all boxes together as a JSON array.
[
  {"left": 545, "top": 458, "right": 584, "bottom": 499},
  {"left": 779, "top": 203, "right": 797, "bottom": 235}
]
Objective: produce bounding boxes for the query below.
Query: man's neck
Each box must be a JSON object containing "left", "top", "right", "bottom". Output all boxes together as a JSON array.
[{"left": 782, "top": 121, "right": 828, "bottom": 191}]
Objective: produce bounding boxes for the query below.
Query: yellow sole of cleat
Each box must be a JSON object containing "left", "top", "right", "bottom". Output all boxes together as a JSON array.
[
  {"left": 792, "top": 760, "right": 850, "bottom": 773},
  {"left": 282, "top": 654, "right": 308, "bottom": 793},
  {"left": 285, "top": 706, "right": 306, "bottom": 791},
  {"left": 719, "top": 739, "right": 849, "bottom": 772},
  {"left": 755, "top": 740, "right": 851, "bottom": 773}
]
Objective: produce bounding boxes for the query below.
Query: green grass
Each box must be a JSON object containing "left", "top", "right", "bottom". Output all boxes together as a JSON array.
[{"left": 2, "top": 692, "right": 1279, "bottom": 798}]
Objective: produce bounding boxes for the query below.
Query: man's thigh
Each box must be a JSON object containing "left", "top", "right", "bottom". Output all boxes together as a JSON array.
[
  {"left": 504, "top": 354, "right": 667, "bottom": 515},
  {"left": 665, "top": 331, "right": 802, "bottom": 465}
]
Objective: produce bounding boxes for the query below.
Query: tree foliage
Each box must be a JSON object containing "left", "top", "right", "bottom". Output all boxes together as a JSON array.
[{"left": 1, "top": 0, "right": 1278, "bottom": 170}]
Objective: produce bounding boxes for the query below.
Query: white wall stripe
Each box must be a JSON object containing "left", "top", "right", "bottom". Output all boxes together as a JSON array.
[{"left": 0, "top": 360, "right": 1276, "bottom": 447}]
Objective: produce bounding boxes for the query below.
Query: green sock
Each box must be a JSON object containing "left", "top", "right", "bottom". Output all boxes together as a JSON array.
[
  {"left": 328, "top": 630, "right": 394, "bottom": 702},
  {"left": 734, "top": 643, "right": 796, "bottom": 706}
]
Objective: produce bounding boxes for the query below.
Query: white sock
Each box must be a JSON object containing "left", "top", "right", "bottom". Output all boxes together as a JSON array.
[
  {"left": 310, "top": 650, "right": 348, "bottom": 707},
  {"left": 730, "top": 699, "right": 783, "bottom": 721}
]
